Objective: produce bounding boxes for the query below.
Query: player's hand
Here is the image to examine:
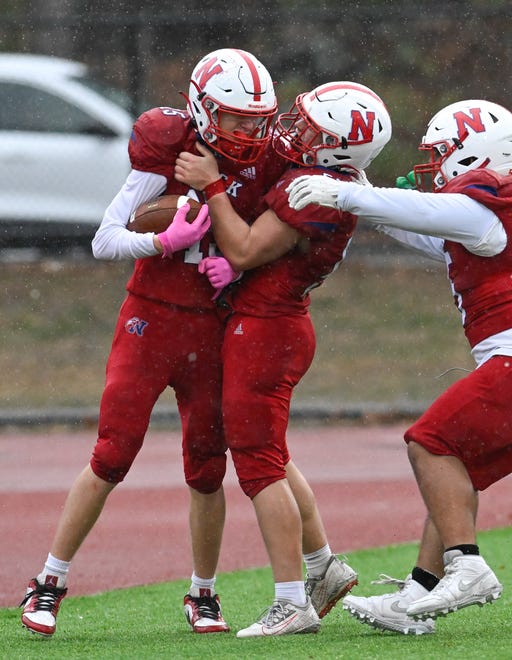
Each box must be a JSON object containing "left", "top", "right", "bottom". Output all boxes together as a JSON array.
[
  {"left": 157, "top": 203, "right": 211, "bottom": 257},
  {"left": 198, "top": 256, "right": 240, "bottom": 300},
  {"left": 175, "top": 142, "right": 221, "bottom": 191},
  {"left": 396, "top": 170, "right": 416, "bottom": 189},
  {"left": 286, "top": 175, "right": 343, "bottom": 211}
]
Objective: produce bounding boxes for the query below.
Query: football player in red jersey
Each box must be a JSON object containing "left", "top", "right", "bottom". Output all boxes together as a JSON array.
[
  {"left": 175, "top": 81, "right": 392, "bottom": 636},
  {"left": 287, "top": 99, "right": 511, "bottom": 633},
  {"left": 20, "top": 48, "right": 287, "bottom": 638}
]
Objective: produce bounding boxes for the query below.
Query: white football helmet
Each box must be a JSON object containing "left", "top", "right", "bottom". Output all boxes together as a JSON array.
[
  {"left": 187, "top": 48, "right": 277, "bottom": 163},
  {"left": 414, "top": 99, "right": 512, "bottom": 191},
  {"left": 273, "top": 81, "right": 392, "bottom": 171}
]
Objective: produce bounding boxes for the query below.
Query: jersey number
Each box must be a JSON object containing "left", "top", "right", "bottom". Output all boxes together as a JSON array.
[{"left": 183, "top": 239, "right": 218, "bottom": 264}]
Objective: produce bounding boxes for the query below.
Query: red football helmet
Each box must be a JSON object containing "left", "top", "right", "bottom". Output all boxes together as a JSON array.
[
  {"left": 273, "top": 81, "right": 392, "bottom": 172},
  {"left": 186, "top": 48, "right": 277, "bottom": 163},
  {"left": 414, "top": 99, "right": 512, "bottom": 191}
]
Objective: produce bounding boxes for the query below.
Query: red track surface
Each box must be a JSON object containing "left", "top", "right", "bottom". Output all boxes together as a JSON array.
[{"left": 2, "top": 423, "right": 511, "bottom": 608}]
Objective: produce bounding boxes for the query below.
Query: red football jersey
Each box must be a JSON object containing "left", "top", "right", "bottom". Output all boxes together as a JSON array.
[
  {"left": 126, "top": 107, "right": 287, "bottom": 309},
  {"left": 443, "top": 169, "right": 512, "bottom": 347},
  {"left": 228, "top": 168, "right": 358, "bottom": 317}
]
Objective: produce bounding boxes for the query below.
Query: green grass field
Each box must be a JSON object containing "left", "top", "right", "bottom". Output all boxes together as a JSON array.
[{"left": 2, "top": 527, "right": 510, "bottom": 659}]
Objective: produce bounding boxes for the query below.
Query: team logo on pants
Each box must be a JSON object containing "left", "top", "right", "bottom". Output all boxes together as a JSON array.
[{"left": 125, "top": 316, "right": 148, "bottom": 336}]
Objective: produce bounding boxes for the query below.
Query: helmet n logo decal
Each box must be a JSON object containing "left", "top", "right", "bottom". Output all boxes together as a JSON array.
[
  {"left": 194, "top": 57, "right": 224, "bottom": 88},
  {"left": 453, "top": 108, "right": 486, "bottom": 138},
  {"left": 348, "top": 110, "right": 376, "bottom": 143}
]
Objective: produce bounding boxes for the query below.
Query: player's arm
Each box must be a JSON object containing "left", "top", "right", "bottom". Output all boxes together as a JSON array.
[
  {"left": 175, "top": 142, "right": 300, "bottom": 270},
  {"left": 93, "top": 169, "right": 209, "bottom": 260},
  {"left": 373, "top": 224, "right": 446, "bottom": 262},
  {"left": 206, "top": 194, "right": 300, "bottom": 270},
  {"left": 287, "top": 176, "right": 506, "bottom": 257},
  {"left": 94, "top": 107, "right": 208, "bottom": 261},
  {"left": 92, "top": 169, "right": 166, "bottom": 260}
]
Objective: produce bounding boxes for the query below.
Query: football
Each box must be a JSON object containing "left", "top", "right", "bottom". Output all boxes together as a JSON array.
[{"left": 127, "top": 194, "right": 201, "bottom": 234}]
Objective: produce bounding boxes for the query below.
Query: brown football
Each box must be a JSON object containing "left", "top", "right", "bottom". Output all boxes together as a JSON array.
[{"left": 127, "top": 195, "right": 201, "bottom": 234}]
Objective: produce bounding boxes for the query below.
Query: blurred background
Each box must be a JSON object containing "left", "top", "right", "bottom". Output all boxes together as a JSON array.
[{"left": 1, "top": 0, "right": 507, "bottom": 423}]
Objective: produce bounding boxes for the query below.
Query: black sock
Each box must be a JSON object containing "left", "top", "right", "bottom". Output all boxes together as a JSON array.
[
  {"left": 411, "top": 566, "right": 440, "bottom": 591},
  {"left": 445, "top": 544, "right": 480, "bottom": 556}
]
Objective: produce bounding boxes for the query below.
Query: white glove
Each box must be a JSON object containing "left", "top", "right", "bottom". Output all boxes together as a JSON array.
[{"left": 286, "top": 175, "right": 344, "bottom": 211}]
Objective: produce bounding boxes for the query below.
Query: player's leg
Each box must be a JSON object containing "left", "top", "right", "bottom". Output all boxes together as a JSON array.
[
  {"left": 286, "top": 460, "right": 358, "bottom": 617},
  {"left": 237, "top": 480, "right": 320, "bottom": 638},
  {"left": 404, "top": 362, "right": 507, "bottom": 620},
  {"left": 21, "top": 295, "right": 173, "bottom": 637},
  {"left": 175, "top": 308, "right": 229, "bottom": 632},
  {"left": 252, "top": 479, "right": 303, "bottom": 583},
  {"left": 286, "top": 460, "right": 326, "bottom": 554},
  {"left": 188, "top": 487, "right": 225, "bottom": 581},
  {"left": 408, "top": 446, "right": 477, "bottom": 546},
  {"left": 416, "top": 515, "right": 446, "bottom": 579},
  {"left": 223, "top": 313, "right": 311, "bottom": 585},
  {"left": 51, "top": 465, "right": 116, "bottom": 562},
  {"left": 405, "top": 444, "right": 501, "bottom": 618},
  {"left": 223, "top": 313, "right": 320, "bottom": 637},
  {"left": 20, "top": 465, "right": 116, "bottom": 637},
  {"left": 183, "top": 486, "right": 229, "bottom": 633}
]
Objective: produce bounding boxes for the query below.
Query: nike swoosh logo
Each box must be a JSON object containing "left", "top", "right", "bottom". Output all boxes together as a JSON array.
[
  {"left": 262, "top": 612, "right": 298, "bottom": 635},
  {"left": 390, "top": 601, "right": 408, "bottom": 614},
  {"left": 459, "top": 570, "right": 492, "bottom": 592}
]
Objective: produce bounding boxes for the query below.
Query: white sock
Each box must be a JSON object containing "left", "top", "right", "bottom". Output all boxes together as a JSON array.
[
  {"left": 37, "top": 552, "right": 70, "bottom": 589},
  {"left": 304, "top": 544, "right": 332, "bottom": 578},
  {"left": 189, "top": 572, "right": 216, "bottom": 597},
  {"left": 275, "top": 581, "right": 307, "bottom": 606}
]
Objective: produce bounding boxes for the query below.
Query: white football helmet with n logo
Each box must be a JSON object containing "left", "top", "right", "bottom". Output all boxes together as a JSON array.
[
  {"left": 187, "top": 48, "right": 277, "bottom": 163},
  {"left": 273, "top": 81, "right": 392, "bottom": 171},
  {"left": 414, "top": 99, "right": 512, "bottom": 191}
]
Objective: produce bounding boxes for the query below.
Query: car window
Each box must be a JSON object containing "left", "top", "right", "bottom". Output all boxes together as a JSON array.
[
  {"left": 76, "top": 75, "right": 134, "bottom": 114},
  {"left": 0, "top": 81, "right": 111, "bottom": 134}
]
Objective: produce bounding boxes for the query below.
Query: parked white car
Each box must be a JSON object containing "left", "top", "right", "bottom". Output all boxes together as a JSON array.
[{"left": 0, "top": 53, "right": 135, "bottom": 247}]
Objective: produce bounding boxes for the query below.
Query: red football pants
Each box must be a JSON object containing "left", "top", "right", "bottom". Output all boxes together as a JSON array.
[
  {"left": 222, "top": 312, "right": 316, "bottom": 498},
  {"left": 405, "top": 355, "right": 512, "bottom": 490},
  {"left": 90, "top": 293, "right": 227, "bottom": 493}
]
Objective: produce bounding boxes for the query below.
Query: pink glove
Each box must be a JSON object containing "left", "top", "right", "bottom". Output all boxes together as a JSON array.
[
  {"left": 157, "top": 203, "right": 211, "bottom": 257},
  {"left": 198, "top": 256, "right": 240, "bottom": 300}
]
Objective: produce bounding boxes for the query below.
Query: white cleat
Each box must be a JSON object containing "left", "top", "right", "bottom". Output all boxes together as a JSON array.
[
  {"left": 306, "top": 555, "right": 358, "bottom": 618},
  {"left": 407, "top": 551, "right": 503, "bottom": 620},
  {"left": 343, "top": 574, "right": 435, "bottom": 635},
  {"left": 236, "top": 597, "right": 320, "bottom": 638}
]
